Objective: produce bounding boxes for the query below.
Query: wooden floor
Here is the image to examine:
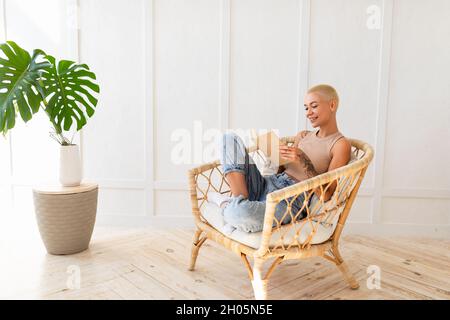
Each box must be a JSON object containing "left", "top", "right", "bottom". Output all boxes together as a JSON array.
[{"left": 1, "top": 226, "right": 449, "bottom": 300}]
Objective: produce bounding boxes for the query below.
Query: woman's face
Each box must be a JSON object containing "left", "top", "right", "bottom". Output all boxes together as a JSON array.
[{"left": 303, "top": 92, "right": 333, "bottom": 128}]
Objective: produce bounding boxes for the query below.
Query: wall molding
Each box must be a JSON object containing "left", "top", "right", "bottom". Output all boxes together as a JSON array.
[
  {"left": 66, "top": 0, "right": 80, "bottom": 61},
  {"left": 0, "top": 0, "right": 14, "bottom": 207},
  {"left": 371, "top": 0, "right": 394, "bottom": 225},
  {"left": 96, "top": 214, "right": 195, "bottom": 229},
  {"left": 296, "top": 0, "right": 311, "bottom": 132},
  {"left": 11, "top": 177, "right": 450, "bottom": 202},
  {"left": 218, "top": 0, "right": 230, "bottom": 131},
  {"left": 344, "top": 222, "right": 450, "bottom": 238},
  {"left": 10, "top": 178, "right": 146, "bottom": 189},
  {"left": 381, "top": 188, "right": 450, "bottom": 200},
  {"left": 0, "top": 0, "right": 6, "bottom": 40},
  {"left": 67, "top": 0, "right": 84, "bottom": 184},
  {"left": 144, "top": 0, "right": 155, "bottom": 217},
  {"left": 151, "top": 181, "right": 450, "bottom": 202},
  {"left": 153, "top": 179, "right": 377, "bottom": 197},
  {"left": 153, "top": 180, "right": 187, "bottom": 191}
]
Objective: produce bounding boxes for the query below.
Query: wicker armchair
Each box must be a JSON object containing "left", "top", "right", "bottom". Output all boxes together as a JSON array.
[{"left": 187, "top": 136, "right": 374, "bottom": 299}]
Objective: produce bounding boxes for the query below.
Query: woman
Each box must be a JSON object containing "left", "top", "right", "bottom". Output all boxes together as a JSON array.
[{"left": 212, "top": 84, "right": 351, "bottom": 233}]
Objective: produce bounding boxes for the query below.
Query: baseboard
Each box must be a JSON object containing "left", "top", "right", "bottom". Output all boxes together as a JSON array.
[
  {"left": 95, "top": 214, "right": 195, "bottom": 229},
  {"left": 344, "top": 222, "right": 450, "bottom": 238},
  {"left": 95, "top": 214, "right": 450, "bottom": 238}
]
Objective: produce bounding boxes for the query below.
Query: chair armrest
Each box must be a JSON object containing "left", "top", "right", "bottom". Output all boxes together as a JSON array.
[
  {"left": 187, "top": 160, "right": 229, "bottom": 224},
  {"left": 256, "top": 157, "right": 369, "bottom": 257}
]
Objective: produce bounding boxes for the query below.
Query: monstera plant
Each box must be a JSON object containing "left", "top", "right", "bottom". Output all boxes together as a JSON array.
[{"left": 0, "top": 41, "right": 100, "bottom": 186}]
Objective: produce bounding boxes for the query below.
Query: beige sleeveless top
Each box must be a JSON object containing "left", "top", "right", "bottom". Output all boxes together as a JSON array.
[{"left": 285, "top": 129, "right": 345, "bottom": 182}]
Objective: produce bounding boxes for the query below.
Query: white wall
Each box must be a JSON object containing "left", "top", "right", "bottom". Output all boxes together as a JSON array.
[
  {"left": 0, "top": 0, "right": 449, "bottom": 237},
  {"left": 0, "top": 0, "right": 78, "bottom": 226}
]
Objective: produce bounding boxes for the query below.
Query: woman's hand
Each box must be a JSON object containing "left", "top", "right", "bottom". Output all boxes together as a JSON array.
[{"left": 279, "top": 145, "right": 303, "bottom": 162}]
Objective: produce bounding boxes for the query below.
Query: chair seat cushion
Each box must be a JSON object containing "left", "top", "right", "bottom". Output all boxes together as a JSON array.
[
  {"left": 199, "top": 157, "right": 359, "bottom": 250},
  {"left": 199, "top": 195, "right": 343, "bottom": 249}
]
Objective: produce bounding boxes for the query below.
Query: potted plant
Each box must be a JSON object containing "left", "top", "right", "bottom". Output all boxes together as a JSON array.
[
  {"left": 0, "top": 41, "right": 100, "bottom": 254},
  {"left": 0, "top": 40, "right": 99, "bottom": 186}
]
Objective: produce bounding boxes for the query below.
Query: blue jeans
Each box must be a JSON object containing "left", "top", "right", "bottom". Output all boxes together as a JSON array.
[{"left": 219, "top": 132, "right": 309, "bottom": 233}]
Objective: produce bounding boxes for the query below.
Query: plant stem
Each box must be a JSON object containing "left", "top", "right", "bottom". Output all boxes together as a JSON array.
[{"left": 40, "top": 105, "right": 71, "bottom": 146}]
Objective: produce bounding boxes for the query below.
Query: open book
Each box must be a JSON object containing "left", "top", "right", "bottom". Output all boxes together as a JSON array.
[{"left": 251, "top": 130, "right": 291, "bottom": 167}]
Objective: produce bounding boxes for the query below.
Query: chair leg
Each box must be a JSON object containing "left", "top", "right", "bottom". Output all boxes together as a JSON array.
[
  {"left": 189, "top": 228, "right": 206, "bottom": 271},
  {"left": 251, "top": 258, "right": 268, "bottom": 300},
  {"left": 331, "top": 246, "right": 359, "bottom": 290}
]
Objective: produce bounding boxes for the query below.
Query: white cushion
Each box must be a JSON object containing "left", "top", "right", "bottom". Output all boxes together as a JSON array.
[
  {"left": 200, "top": 157, "right": 360, "bottom": 249},
  {"left": 200, "top": 197, "right": 344, "bottom": 249}
]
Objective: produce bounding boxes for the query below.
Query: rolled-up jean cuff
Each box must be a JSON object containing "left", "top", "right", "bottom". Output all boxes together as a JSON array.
[{"left": 223, "top": 166, "right": 245, "bottom": 176}]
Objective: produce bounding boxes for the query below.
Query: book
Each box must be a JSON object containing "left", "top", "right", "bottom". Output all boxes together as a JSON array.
[{"left": 252, "top": 130, "right": 291, "bottom": 167}]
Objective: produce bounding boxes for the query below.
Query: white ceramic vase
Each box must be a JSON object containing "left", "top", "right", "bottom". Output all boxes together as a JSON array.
[{"left": 59, "top": 144, "right": 82, "bottom": 187}]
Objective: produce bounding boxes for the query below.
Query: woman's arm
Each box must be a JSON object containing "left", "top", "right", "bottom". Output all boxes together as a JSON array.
[
  {"left": 279, "top": 138, "right": 351, "bottom": 202},
  {"left": 313, "top": 138, "right": 351, "bottom": 202}
]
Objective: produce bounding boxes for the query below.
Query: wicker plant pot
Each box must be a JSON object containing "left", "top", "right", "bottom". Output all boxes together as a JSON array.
[{"left": 32, "top": 183, "right": 98, "bottom": 255}]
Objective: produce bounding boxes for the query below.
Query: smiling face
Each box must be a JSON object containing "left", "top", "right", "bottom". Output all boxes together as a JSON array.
[{"left": 303, "top": 91, "right": 337, "bottom": 128}]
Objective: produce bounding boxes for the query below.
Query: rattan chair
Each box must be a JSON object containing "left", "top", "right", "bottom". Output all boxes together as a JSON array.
[{"left": 187, "top": 135, "right": 374, "bottom": 299}]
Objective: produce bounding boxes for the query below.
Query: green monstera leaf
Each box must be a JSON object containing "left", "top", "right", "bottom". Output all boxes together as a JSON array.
[
  {"left": 40, "top": 55, "right": 100, "bottom": 133},
  {"left": 0, "top": 41, "right": 49, "bottom": 134}
]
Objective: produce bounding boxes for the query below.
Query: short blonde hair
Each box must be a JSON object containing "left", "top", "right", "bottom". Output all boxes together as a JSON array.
[{"left": 307, "top": 84, "right": 339, "bottom": 109}]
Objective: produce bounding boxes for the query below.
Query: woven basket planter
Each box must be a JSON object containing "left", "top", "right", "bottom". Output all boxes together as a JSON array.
[{"left": 32, "top": 184, "right": 98, "bottom": 255}]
